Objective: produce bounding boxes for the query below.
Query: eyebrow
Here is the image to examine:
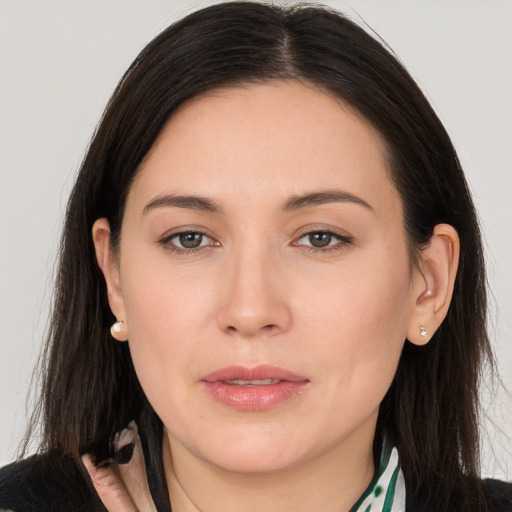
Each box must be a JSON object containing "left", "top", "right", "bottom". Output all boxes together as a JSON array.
[
  {"left": 283, "top": 190, "right": 374, "bottom": 212},
  {"left": 142, "top": 189, "right": 373, "bottom": 215},
  {"left": 143, "top": 194, "right": 223, "bottom": 214}
]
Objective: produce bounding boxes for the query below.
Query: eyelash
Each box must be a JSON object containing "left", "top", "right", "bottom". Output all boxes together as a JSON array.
[{"left": 157, "top": 229, "right": 353, "bottom": 255}]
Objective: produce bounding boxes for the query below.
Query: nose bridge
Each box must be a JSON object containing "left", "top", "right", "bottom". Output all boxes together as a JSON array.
[{"left": 217, "top": 235, "right": 291, "bottom": 337}]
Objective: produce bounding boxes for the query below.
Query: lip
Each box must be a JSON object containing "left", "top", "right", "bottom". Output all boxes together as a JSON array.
[{"left": 201, "top": 365, "right": 309, "bottom": 411}]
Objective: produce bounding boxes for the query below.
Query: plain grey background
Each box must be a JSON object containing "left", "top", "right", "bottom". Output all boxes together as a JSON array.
[{"left": 1, "top": 0, "right": 511, "bottom": 478}]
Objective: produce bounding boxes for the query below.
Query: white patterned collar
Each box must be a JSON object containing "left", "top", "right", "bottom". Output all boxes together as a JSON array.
[{"left": 350, "top": 442, "right": 406, "bottom": 512}]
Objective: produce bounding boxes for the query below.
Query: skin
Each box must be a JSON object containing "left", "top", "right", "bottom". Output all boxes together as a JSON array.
[{"left": 91, "top": 81, "right": 459, "bottom": 511}]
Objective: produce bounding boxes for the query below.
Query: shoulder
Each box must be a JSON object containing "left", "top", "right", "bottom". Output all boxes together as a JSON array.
[
  {"left": 482, "top": 478, "right": 512, "bottom": 512},
  {"left": 0, "top": 451, "right": 106, "bottom": 512}
]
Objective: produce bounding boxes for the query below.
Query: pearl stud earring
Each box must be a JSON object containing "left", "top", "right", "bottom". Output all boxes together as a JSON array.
[
  {"left": 110, "top": 320, "right": 127, "bottom": 341},
  {"left": 419, "top": 326, "right": 428, "bottom": 338}
]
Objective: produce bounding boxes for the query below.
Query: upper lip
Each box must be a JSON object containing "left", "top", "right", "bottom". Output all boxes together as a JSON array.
[{"left": 202, "top": 364, "right": 308, "bottom": 383}]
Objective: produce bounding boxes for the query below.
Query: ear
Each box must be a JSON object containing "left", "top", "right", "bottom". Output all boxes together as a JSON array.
[
  {"left": 406, "top": 224, "right": 460, "bottom": 346},
  {"left": 92, "top": 218, "right": 128, "bottom": 341}
]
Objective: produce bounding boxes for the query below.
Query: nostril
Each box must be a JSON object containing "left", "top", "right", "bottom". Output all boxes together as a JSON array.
[{"left": 225, "top": 323, "right": 279, "bottom": 336}]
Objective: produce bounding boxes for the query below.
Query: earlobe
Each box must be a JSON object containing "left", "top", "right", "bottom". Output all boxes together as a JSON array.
[
  {"left": 406, "top": 224, "right": 460, "bottom": 346},
  {"left": 92, "top": 219, "right": 128, "bottom": 341}
]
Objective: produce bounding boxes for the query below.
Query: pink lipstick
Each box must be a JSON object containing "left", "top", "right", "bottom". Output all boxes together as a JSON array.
[{"left": 201, "top": 365, "right": 309, "bottom": 411}]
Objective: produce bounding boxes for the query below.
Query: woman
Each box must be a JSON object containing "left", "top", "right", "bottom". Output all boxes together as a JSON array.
[{"left": 0, "top": 2, "right": 510, "bottom": 511}]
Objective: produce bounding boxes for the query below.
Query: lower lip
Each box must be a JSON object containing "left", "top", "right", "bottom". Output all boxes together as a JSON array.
[{"left": 203, "top": 381, "right": 309, "bottom": 411}]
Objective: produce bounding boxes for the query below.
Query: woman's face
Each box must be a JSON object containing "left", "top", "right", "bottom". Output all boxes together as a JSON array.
[{"left": 109, "top": 81, "right": 424, "bottom": 473}]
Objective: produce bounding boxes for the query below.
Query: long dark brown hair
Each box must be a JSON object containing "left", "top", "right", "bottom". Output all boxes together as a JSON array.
[{"left": 24, "top": 2, "right": 492, "bottom": 510}]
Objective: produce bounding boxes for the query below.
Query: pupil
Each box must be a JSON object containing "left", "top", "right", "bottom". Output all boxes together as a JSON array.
[
  {"left": 309, "top": 232, "right": 331, "bottom": 247},
  {"left": 179, "top": 233, "right": 202, "bottom": 248}
]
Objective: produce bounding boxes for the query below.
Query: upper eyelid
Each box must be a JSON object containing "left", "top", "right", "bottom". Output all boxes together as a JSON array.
[
  {"left": 292, "top": 224, "right": 353, "bottom": 240},
  {"left": 168, "top": 230, "right": 212, "bottom": 239},
  {"left": 159, "top": 226, "right": 215, "bottom": 240},
  {"left": 296, "top": 231, "right": 346, "bottom": 241}
]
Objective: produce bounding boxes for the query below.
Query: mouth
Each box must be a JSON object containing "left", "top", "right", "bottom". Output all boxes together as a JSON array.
[
  {"left": 201, "top": 365, "right": 309, "bottom": 411},
  {"left": 222, "top": 378, "right": 282, "bottom": 386}
]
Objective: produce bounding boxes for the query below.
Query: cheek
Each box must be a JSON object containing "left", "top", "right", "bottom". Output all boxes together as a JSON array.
[
  {"left": 119, "top": 257, "right": 219, "bottom": 403},
  {"left": 296, "top": 250, "right": 411, "bottom": 403}
]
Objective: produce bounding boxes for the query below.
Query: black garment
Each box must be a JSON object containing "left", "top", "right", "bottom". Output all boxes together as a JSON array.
[
  {"left": 0, "top": 451, "right": 105, "bottom": 512},
  {"left": 483, "top": 480, "right": 512, "bottom": 512},
  {"left": 1, "top": 450, "right": 512, "bottom": 512}
]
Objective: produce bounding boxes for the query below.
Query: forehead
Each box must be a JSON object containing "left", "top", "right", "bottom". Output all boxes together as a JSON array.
[{"left": 128, "top": 81, "right": 399, "bottom": 216}]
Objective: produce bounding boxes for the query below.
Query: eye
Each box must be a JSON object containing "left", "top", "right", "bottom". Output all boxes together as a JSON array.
[
  {"left": 175, "top": 232, "right": 209, "bottom": 249},
  {"left": 159, "top": 230, "right": 216, "bottom": 253},
  {"left": 293, "top": 230, "right": 352, "bottom": 252},
  {"left": 301, "top": 232, "right": 335, "bottom": 248}
]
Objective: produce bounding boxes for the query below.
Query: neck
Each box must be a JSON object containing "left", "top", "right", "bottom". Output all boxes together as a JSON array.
[{"left": 162, "top": 421, "right": 377, "bottom": 512}]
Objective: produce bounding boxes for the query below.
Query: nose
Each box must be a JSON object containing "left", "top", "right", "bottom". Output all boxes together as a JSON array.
[{"left": 216, "top": 246, "right": 292, "bottom": 339}]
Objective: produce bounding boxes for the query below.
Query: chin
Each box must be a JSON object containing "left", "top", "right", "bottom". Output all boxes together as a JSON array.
[
  {"left": 207, "top": 449, "right": 298, "bottom": 475},
  {"left": 190, "top": 427, "right": 304, "bottom": 474}
]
